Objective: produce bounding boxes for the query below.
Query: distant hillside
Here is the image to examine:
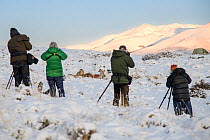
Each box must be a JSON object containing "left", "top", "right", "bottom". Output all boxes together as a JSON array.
[
  {"left": 133, "top": 23, "right": 210, "bottom": 54},
  {"left": 64, "top": 23, "right": 210, "bottom": 54}
]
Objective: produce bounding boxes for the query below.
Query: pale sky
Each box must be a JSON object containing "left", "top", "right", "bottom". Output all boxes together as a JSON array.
[{"left": 1, "top": 0, "right": 209, "bottom": 47}]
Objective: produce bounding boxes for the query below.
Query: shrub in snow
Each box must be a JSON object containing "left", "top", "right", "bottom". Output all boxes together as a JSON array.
[
  {"left": 140, "top": 109, "right": 174, "bottom": 128},
  {"left": 67, "top": 123, "right": 97, "bottom": 140},
  {"left": 144, "top": 113, "right": 167, "bottom": 128},
  {"left": 196, "top": 117, "right": 210, "bottom": 130},
  {"left": 190, "top": 80, "right": 210, "bottom": 98},
  {"left": 11, "top": 129, "right": 24, "bottom": 140},
  {"left": 75, "top": 123, "right": 96, "bottom": 140},
  {"left": 142, "top": 51, "right": 182, "bottom": 61},
  {"left": 191, "top": 80, "right": 210, "bottom": 90},
  {"left": 91, "top": 53, "right": 111, "bottom": 58},
  {"left": 190, "top": 88, "right": 207, "bottom": 98},
  {"left": 17, "top": 85, "right": 33, "bottom": 96},
  {"left": 38, "top": 118, "right": 50, "bottom": 130}
]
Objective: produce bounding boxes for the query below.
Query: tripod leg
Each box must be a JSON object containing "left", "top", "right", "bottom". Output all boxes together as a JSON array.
[
  {"left": 181, "top": 100, "right": 193, "bottom": 117},
  {"left": 8, "top": 76, "right": 14, "bottom": 89},
  {"left": 6, "top": 77, "right": 12, "bottom": 89},
  {"left": 7, "top": 72, "right": 14, "bottom": 89},
  {"left": 159, "top": 88, "right": 170, "bottom": 109},
  {"left": 97, "top": 80, "right": 112, "bottom": 103},
  {"left": 167, "top": 88, "right": 172, "bottom": 110}
]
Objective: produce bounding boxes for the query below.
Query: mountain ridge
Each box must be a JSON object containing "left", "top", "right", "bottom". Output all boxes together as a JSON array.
[
  {"left": 133, "top": 23, "right": 210, "bottom": 54},
  {"left": 64, "top": 23, "right": 210, "bottom": 54}
]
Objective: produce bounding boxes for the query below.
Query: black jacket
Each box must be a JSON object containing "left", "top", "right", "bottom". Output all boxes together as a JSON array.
[{"left": 166, "top": 68, "right": 192, "bottom": 100}]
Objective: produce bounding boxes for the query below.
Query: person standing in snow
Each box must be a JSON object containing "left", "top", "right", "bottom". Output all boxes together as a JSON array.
[
  {"left": 7, "top": 28, "right": 32, "bottom": 87},
  {"left": 111, "top": 45, "right": 135, "bottom": 107},
  {"left": 166, "top": 66, "right": 193, "bottom": 117},
  {"left": 41, "top": 42, "right": 67, "bottom": 97}
]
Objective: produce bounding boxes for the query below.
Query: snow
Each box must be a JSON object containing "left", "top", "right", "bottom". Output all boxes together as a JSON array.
[
  {"left": 134, "top": 23, "right": 210, "bottom": 54},
  {"left": 0, "top": 46, "right": 210, "bottom": 140},
  {"left": 64, "top": 23, "right": 202, "bottom": 53},
  {"left": 64, "top": 23, "right": 210, "bottom": 55}
]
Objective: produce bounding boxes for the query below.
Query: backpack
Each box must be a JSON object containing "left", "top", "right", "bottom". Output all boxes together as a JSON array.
[{"left": 27, "top": 53, "right": 39, "bottom": 65}]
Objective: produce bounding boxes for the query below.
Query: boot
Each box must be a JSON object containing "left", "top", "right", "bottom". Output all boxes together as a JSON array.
[
  {"left": 121, "top": 94, "right": 129, "bottom": 107},
  {"left": 121, "top": 94, "right": 125, "bottom": 107},
  {"left": 121, "top": 85, "right": 129, "bottom": 107},
  {"left": 124, "top": 95, "right": 129, "bottom": 107},
  {"left": 50, "top": 87, "right": 56, "bottom": 97},
  {"left": 58, "top": 89, "right": 65, "bottom": 97},
  {"left": 113, "top": 93, "right": 120, "bottom": 106}
]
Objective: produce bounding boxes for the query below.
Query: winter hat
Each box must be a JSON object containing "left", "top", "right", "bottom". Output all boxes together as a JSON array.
[
  {"left": 119, "top": 45, "right": 126, "bottom": 51},
  {"left": 170, "top": 65, "right": 177, "bottom": 72},
  {"left": 10, "top": 28, "right": 20, "bottom": 38},
  {"left": 49, "top": 42, "right": 58, "bottom": 48}
]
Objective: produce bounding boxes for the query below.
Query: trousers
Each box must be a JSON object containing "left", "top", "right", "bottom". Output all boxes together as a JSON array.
[
  {"left": 12, "top": 61, "right": 30, "bottom": 87},
  {"left": 173, "top": 99, "right": 193, "bottom": 117},
  {"left": 113, "top": 84, "right": 129, "bottom": 106},
  {"left": 47, "top": 76, "right": 65, "bottom": 97}
]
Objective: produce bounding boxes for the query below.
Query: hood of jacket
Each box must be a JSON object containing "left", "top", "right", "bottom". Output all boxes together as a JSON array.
[
  {"left": 10, "top": 28, "right": 20, "bottom": 38},
  {"left": 173, "top": 68, "right": 186, "bottom": 74},
  {"left": 112, "top": 50, "right": 127, "bottom": 58},
  {"left": 47, "top": 47, "right": 60, "bottom": 54}
]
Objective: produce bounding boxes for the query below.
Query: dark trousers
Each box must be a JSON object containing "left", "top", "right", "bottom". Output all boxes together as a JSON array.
[
  {"left": 47, "top": 76, "right": 65, "bottom": 97},
  {"left": 173, "top": 99, "right": 193, "bottom": 117},
  {"left": 113, "top": 84, "right": 129, "bottom": 106},
  {"left": 12, "top": 61, "right": 30, "bottom": 87}
]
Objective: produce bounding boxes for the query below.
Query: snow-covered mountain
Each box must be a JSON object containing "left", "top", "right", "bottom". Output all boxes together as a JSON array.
[
  {"left": 64, "top": 23, "right": 210, "bottom": 53},
  {"left": 133, "top": 23, "right": 210, "bottom": 54},
  {"left": 0, "top": 46, "right": 210, "bottom": 140}
]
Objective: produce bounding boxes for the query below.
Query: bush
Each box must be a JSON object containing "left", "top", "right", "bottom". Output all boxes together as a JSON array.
[
  {"left": 190, "top": 80, "right": 210, "bottom": 98},
  {"left": 190, "top": 88, "right": 207, "bottom": 98},
  {"left": 142, "top": 51, "right": 182, "bottom": 61}
]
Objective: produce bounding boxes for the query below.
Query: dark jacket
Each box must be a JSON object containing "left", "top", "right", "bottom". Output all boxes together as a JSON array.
[
  {"left": 41, "top": 47, "right": 67, "bottom": 77},
  {"left": 7, "top": 34, "right": 32, "bottom": 64},
  {"left": 111, "top": 50, "right": 135, "bottom": 84},
  {"left": 166, "top": 68, "right": 192, "bottom": 100}
]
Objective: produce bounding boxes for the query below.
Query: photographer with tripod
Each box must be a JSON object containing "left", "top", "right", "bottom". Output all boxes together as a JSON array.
[
  {"left": 7, "top": 28, "right": 32, "bottom": 87},
  {"left": 110, "top": 45, "right": 135, "bottom": 107},
  {"left": 166, "top": 65, "right": 193, "bottom": 117}
]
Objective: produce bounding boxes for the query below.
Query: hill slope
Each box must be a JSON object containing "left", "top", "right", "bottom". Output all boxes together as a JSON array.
[
  {"left": 65, "top": 23, "right": 201, "bottom": 52},
  {"left": 133, "top": 23, "right": 210, "bottom": 54},
  {"left": 0, "top": 46, "right": 210, "bottom": 139}
]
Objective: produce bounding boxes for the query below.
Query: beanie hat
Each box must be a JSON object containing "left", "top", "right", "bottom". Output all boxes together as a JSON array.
[
  {"left": 49, "top": 42, "right": 58, "bottom": 48},
  {"left": 119, "top": 45, "right": 126, "bottom": 51},
  {"left": 10, "top": 28, "right": 20, "bottom": 38},
  {"left": 171, "top": 65, "right": 177, "bottom": 72}
]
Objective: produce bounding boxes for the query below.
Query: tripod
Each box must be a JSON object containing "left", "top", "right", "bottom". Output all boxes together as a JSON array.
[
  {"left": 6, "top": 72, "right": 14, "bottom": 89},
  {"left": 6, "top": 72, "right": 33, "bottom": 89},
  {"left": 97, "top": 80, "right": 112, "bottom": 103},
  {"left": 159, "top": 87, "right": 173, "bottom": 110}
]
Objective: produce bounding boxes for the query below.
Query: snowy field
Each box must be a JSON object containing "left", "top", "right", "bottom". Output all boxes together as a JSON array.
[{"left": 0, "top": 46, "right": 210, "bottom": 140}]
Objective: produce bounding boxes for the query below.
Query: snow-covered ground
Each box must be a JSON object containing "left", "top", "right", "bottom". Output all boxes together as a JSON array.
[{"left": 0, "top": 46, "right": 210, "bottom": 140}]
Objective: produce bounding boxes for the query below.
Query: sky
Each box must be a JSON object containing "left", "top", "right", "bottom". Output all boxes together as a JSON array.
[{"left": 0, "top": 0, "right": 210, "bottom": 47}]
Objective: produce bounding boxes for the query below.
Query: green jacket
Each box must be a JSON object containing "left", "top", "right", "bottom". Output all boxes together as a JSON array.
[
  {"left": 41, "top": 47, "right": 67, "bottom": 77},
  {"left": 111, "top": 50, "right": 135, "bottom": 84}
]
